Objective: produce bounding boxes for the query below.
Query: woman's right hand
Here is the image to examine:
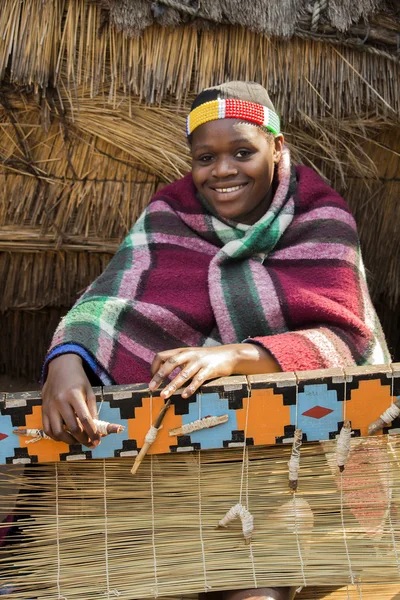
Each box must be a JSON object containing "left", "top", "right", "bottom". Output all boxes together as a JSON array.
[{"left": 42, "top": 354, "right": 101, "bottom": 448}]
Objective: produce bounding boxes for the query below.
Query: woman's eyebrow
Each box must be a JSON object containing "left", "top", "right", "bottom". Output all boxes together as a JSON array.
[
  {"left": 192, "top": 144, "right": 213, "bottom": 151},
  {"left": 193, "top": 138, "right": 253, "bottom": 151},
  {"left": 230, "top": 138, "right": 253, "bottom": 145}
]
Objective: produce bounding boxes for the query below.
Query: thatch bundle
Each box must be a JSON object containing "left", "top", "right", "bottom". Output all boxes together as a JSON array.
[
  {"left": 0, "top": 0, "right": 399, "bottom": 380},
  {"left": 101, "top": 0, "right": 400, "bottom": 40}
]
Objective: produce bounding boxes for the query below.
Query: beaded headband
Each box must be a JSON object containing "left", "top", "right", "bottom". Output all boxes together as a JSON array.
[{"left": 186, "top": 98, "right": 281, "bottom": 136}]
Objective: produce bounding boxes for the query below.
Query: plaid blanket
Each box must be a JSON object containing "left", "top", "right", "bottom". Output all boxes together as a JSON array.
[{"left": 44, "top": 149, "right": 389, "bottom": 384}]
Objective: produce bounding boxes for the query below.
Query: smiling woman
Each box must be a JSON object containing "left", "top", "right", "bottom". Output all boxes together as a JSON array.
[
  {"left": 189, "top": 83, "right": 283, "bottom": 226},
  {"left": 40, "top": 81, "right": 389, "bottom": 600},
  {"left": 191, "top": 119, "right": 283, "bottom": 224}
]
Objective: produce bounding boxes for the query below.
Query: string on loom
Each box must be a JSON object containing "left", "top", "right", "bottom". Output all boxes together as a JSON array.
[
  {"left": 149, "top": 392, "right": 159, "bottom": 598},
  {"left": 96, "top": 389, "right": 123, "bottom": 439},
  {"left": 55, "top": 462, "right": 67, "bottom": 600},
  {"left": 196, "top": 390, "right": 210, "bottom": 592},
  {"left": 245, "top": 443, "right": 258, "bottom": 589},
  {"left": 242, "top": 380, "right": 257, "bottom": 585},
  {"left": 198, "top": 389, "right": 202, "bottom": 421},
  {"left": 245, "top": 446, "right": 249, "bottom": 514},
  {"left": 103, "top": 459, "right": 121, "bottom": 598},
  {"left": 98, "top": 388, "right": 105, "bottom": 418},
  {"left": 239, "top": 382, "right": 251, "bottom": 506},
  {"left": 340, "top": 373, "right": 355, "bottom": 586},
  {"left": 198, "top": 450, "right": 211, "bottom": 592},
  {"left": 217, "top": 382, "right": 256, "bottom": 558},
  {"left": 386, "top": 476, "right": 400, "bottom": 574},
  {"left": 293, "top": 376, "right": 307, "bottom": 591},
  {"left": 385, "top": 372, "right": 400, "bottom": 574},
  {"left": 342, "top": 372, "right": 348, "bottom": 426}
]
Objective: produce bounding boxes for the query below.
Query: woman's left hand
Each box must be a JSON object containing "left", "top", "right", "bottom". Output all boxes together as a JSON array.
[{"left": 149, "top": 344, "right": 280, "bottom": 399}]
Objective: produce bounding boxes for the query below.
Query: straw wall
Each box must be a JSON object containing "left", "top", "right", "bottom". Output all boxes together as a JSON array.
[{"left": 0, "top": 0, "right": 399, "bottom": 380}]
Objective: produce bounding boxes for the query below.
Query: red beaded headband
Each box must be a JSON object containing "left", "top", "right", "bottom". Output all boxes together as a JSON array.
[{"left": 186, "top": 98, "right": 280, "bottom": 136}]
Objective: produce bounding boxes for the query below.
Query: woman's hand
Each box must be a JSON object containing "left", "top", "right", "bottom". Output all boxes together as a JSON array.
[
  {"left": 149, "top": 343, "right": 280, "bottom": 399},
  {"left": 42, "top": 354, "right": 101, "bottom": 448}
]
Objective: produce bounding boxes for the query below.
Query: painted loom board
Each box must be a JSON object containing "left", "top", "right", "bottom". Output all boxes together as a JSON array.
[
  {"left": 295, "top": 367, "right": 347, "bottom": 441},
  {"left": 247, "top": 372, "right": 296, "bottom": 444},
  {"left": 0, "top": 365, "right": 399, "bottom": 464}
]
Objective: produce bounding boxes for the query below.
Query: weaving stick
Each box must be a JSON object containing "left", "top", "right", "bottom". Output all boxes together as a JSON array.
[
  {"left": 337, "top": 420, "right": 352, "bottom": 472},
  {"left": 368, "top": 400, "right": 400, "bottom": 435},
  {"left": 131, "top": 398, "right": 172, "bottom": 475},
  {"left": 13, "top": 419, "right": 125, "bottom": 443},
  {"left": 169, "top": 414, "right": 228, "bottom": 436},
  {"left": 288, "top": 428, "right": 303, "bottom": 491}
]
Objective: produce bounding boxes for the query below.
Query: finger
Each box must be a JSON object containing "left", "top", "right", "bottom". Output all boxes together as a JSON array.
[
  {"left": 149, "top": 351, "right": 191, "bottom": 390},
  {"left": 150, "top": 348, "right": 183, "bottom": 377},
  {"left": 42, "top": 413, "right": 55, "bottom": 440},
  {"left": 85, "top": 389, "right": 100, "bottom": 444},
  {"left": 61, "top": 401, "right": 94, "bottom": 446},
  {"left": 49, "top": 411, "right": 80, "bottom": 446},
  {"left": 70, "top": 394, "right": 100, "bottom": 445},
  {"left": 86, "top": 388, "right": 99, "bottom": 420},
  {"left": 182, "top": 367, "right": 212, "bottom": 398},
  {"left": 160, "top": 362, "right": 201, "bottom": 399}
]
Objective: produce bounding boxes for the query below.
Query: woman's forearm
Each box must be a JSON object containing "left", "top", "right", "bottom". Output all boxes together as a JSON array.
[{"left": 233, "top": 343, "right": 281, "bottom": 375}]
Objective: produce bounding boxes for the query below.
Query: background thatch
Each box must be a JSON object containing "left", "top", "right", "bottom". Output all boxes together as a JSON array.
[{"left": 0, "top": 0, "right": 399, "bottom": 382}]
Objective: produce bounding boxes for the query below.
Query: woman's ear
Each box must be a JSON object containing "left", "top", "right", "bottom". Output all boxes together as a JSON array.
[{"left": 273, "top": 134, "right": 284, "bottom": 163}]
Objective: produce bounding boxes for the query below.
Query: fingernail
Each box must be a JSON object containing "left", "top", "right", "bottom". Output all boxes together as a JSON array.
[
  {"left": 91, "top": 439, "right": 101, "bottom": 448},
  {"left": 182, "top": 392, "right": 188, "bottom": 398},
  {"left": 149, "top": 381, "right": 156, "bottom": 391}
]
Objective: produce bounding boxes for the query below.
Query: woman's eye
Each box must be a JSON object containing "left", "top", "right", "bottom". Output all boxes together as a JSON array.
[
  {"left": 236, "top": 149, "right": 252, "bottom": 158},
  {"left": 198, "top": 154, "right": 213, "bottom": 162}
]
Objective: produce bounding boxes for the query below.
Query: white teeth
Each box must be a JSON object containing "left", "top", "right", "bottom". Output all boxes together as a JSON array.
[{"left": 214, "top": 185, "right": 244, "bottom": 193}]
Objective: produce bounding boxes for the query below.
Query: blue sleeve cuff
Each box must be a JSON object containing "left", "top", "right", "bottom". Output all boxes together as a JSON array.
[{"left": 43, "top": 344, "right": 113, "bottom": 386}]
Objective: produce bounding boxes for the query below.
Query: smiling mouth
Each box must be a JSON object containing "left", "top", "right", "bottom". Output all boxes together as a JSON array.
[{"left": 212, "top": 184, "right": 247, "bottom": 194}]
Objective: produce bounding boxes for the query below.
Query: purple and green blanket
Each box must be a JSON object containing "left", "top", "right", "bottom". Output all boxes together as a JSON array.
[{"left": 44, "top": 149, "right": 389, "bottom": 384}]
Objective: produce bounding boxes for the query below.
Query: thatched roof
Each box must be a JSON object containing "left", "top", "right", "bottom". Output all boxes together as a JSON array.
[
  {"left": 0, "top": 0, "right": 399, "bottom": 381},
  {"left": 100, "top": 0, "right": 400, "bottom": 40}
]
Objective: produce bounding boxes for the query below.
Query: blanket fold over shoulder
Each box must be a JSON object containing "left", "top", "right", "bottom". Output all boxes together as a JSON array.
[{"left": 44, "top": 149, "right": 390, "bottom": 384}]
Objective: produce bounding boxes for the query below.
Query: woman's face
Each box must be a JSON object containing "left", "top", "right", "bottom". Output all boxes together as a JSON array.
[{"left": 191, "top": 119, "right": 284, "bottom": 225}]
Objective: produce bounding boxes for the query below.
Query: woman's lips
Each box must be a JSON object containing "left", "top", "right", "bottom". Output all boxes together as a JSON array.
[{"left": 210, "top": 183, "right": 248, "bottom": 199}]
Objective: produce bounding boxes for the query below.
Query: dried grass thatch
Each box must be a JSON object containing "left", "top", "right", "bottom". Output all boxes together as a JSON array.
[
  {"left": 1, "top": 2, "right": 399, "bottom": 112},
  {"left": 0, "top": 0, "right": 399, "bottom": 380},
  {"left": 99, "top": 0, "right": 400, "bottom": 42}
]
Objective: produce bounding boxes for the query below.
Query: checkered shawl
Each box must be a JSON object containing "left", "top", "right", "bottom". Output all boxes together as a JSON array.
[{"left": 45, "top": 149, "right": 389, "bottom": 384}]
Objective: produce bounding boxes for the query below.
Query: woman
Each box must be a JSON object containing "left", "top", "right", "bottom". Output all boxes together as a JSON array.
[{"left": 42, "top": 81, "right": 389, "bottom": 600}]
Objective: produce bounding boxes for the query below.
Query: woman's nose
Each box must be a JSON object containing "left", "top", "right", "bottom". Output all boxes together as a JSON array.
[{"left": 212, "top": 158, "right": 238, "bottom": 178}]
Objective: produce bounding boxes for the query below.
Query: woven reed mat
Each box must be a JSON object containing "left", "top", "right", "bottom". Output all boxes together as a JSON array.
[{"left": 1, "top": 437, "right": 400, "bottom": 598}]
